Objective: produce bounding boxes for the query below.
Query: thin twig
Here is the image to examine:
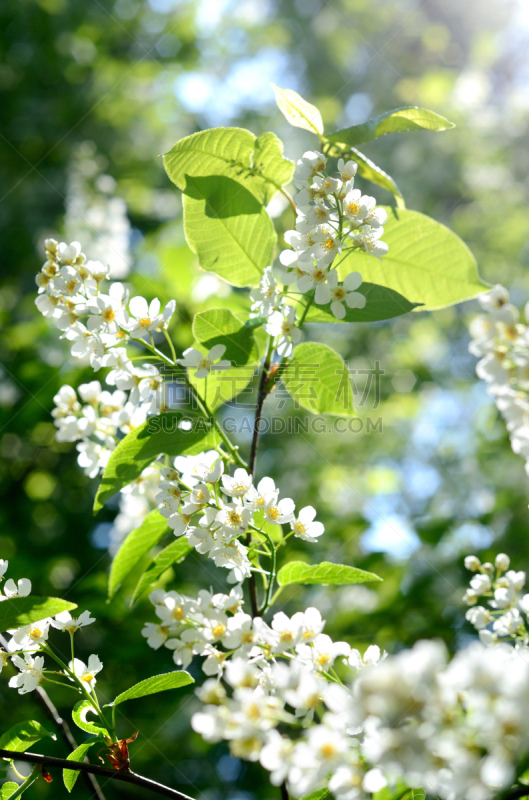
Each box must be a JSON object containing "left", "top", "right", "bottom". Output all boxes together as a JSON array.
[
  {"left": 0, "top": 633, "right": 105, "bottom": 799},
  {"left": 280, "top": 780, "right": 290, "bottom": 800},
  {"left": 0, "top": 750, "right": 195, "bottom": 800}
]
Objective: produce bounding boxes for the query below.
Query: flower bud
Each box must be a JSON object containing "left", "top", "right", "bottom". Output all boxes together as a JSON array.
[
  {"left": 464, "top": 555, "right": 481, "bottom": 572},
  {"left": 495, "top": 553, "right": 510, "bottom": 572}
]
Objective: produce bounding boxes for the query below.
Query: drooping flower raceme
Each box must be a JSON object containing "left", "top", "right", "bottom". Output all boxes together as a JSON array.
[{"left": 469, "top": 284, "right": 529, "bottom": 478}]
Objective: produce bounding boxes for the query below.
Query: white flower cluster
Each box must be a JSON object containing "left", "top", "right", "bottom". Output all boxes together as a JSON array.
[
  {"left": 52, "top": 380, "right": 152, "bottom": 478},
  {"left": 0, "top": 559, "right": 99, "bottom": 695},
  {"left": 249, "top": 152, "right": 389, "bottom": 357},
  {"left": 463, "top": 552, "right": 529, "bottom": 646},
  {"left": 469, "top": 284, "right": 529, "bottom": 476},
  {"left": 35, "top": 238, "right": 175, "bottom": 370},
  {"left": 144, "top": 586, "right": 357, "bottom": 676},
  {"left": 355, "top": 639, "right": 529, "bottom": 800},
  {"left": 190, "top": 626, "right": 529, "bottom": 800},
  {"left": 277, "top": 152, "right": 387, "bottom": 313},
  {"left": 153, "top": 451, "right": 324, "bottom": 584}
]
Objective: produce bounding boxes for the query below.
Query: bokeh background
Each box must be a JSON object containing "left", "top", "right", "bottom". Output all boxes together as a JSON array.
[{"left": 1, "top": 0, "right": 529, "bottom": 796}]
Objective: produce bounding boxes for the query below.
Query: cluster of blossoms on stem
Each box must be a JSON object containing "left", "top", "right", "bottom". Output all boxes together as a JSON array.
[
  {"left": 35, "top": 238, "right": 176, "bottom": 480},
  {"left": 151, "top": 450, "right": 324, "bottom": 584},
  {"left": 469, "top": 284, "right": 529, "bottom": 477},
  {"left": 34, "top": 239, "right": 235, "bottom": 543},
  {"left": 248, "top": 151, "right": 389, "bottom": 357},
  {"left": 35, "top": 238, "right": 175, "bottom": 369},
  {"left": 0, "top": 559, "right": 101, "bottom": 696},
  {"left": 184, "top": 551, "right": 529, "bottom": 800},
  {"left": 463, "top": 553, "right": 529, "bottom": 645}
]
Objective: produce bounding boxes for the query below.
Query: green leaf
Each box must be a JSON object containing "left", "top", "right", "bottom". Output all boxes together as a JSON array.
[
  {"left": 307, "top": 282, "right": 420, "bottom": 323},
  {"left": 272, "top": 84, "right": 324, "bottom": 136},
  {"left": 72, "top": 700, "right": 109, "bottom": 737},
  {"left": 63, "top": 740, "right": 97, "bottom": 793},
  {"left": 94, "top": 412, "right": 217, "bottom": 512},
  {"left": 0, "top": 721, "right": 55, "bottom": 753},
  {"left": 335, "top": 207, "right": 489, "bottom": 310},
  {"left": 281, "top": 342, "right": 354, "bottom": 416},
  {"left": 0, "top": 597, "right": 77, "bottom": 632},
  {"left": 1, "top": 782, "right": 18, "bottom": 799},
  {"left": 190, "top": 308, "right": 264, "bottom": 411},
  {"left": 190, "top": 365, "right": 257, "bottom": 412},
  {"left": 192, "top": 308, "right": 262, "bottom": 366},
  {"left": 131, "top": 539, "right": 192, "bottom": 605},
  {"left": 277, "top": 561, "right": 382, "bottom": 587},
  {"left": 301, "top": 792, "right": 330, "bottom": 800},
  {"left": 343, "top": 148, "right": 405, "bottom": 206},
  {"left": 163, "top": 127, "right": 293, "bottom": 206},
  {"left": 253, "top": 131, "right": 295, "bottom": 192},
  {"left": 327, "top": 106, "right": 454, "bottom": 147},
  {"left": 183, "top": 175, "right": 276, "bottom": 288},
  {"left": 108, "top": 510, "right": 169, "bottom": 599},
  {"left": 113, "top": 671, "right": 194, "bottom": 706}
]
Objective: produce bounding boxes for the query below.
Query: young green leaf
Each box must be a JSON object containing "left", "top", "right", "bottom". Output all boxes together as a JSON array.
[
  {"left": 192, "top": 308, "right": 263, "bottom": 366},
  {"left": 0, "top": 721, "right": 55, "bottom": 753},
  {"left": 113, "top": 671, "right": 194, "bottom": 706},
  {"left": 183, "top": 175, "right": 276, "bottom": 288},
  {"left": 272, "top": 84, "right": 324, "bottom": 136},
  {"left": 163, "top": 127, "right": 293, "bottom": 205},
  {"left": 281, "top": 342, "right": 354, "bottom": 416},
  {"left": 0, "top": 597, "right": 77, "bottom": 632},
  {"left": 337, "top": 147, "right": 405, "bottom": 207},
  {"left": 108, "top": 510, "right": 169, "bottom": 599},
  {"left": 72, "top": 700, "right": 109, "bottom": 737},
  {"left": 131, "top": 539, "right": 192, "bottom": 605},
  {"left": 1, "top": 782, "right": 18, "bottom": 799},
  {"left": 63, "top": 740, "right": 98, "bottom": 792},
  {"left": 94, "top": 412, "right": 218, "bottom": 512},
  {"left": 335, "top": 207, "right": 489, "bottom": 310},
  {"left": 327, "top": 106, "right": 454, "bottom": 148},
  {"left": 277, "top": 561, "right": 382, "bottom": 587},
  {"left": 307, "top": 282, "right": 421, "bottom": 323}
]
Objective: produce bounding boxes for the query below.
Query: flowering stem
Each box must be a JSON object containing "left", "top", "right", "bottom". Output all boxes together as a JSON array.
[
  {"left": 41, "top": 644, "right": 115, "bottom": 740},
  {"left": 297, "top": 292, "right": 315, "bottom": 328},
  {"left": 259, "top": 531, "right": 277, "bottom": 615},
  {"left": 0, "top": 631, "right": 106, "bottom": 800},
  {"left": 163, "top": 329, "right": 178, "bottom": 364},
  {"left": 42, "top": 676, "right": 81, "bottom": 692},
  {"left": 0, "top": 750, "right": 196, "bottom": 800},
  {"left": 132, "top": 337, "right": 246, "bottom": 469},
  {"left": 184, "top": 373, "right": 246, "bottom": 468},
  {"left": 4, "top": 765, "right": 40, "bottom": 799},
  {"left": 279, "top": 187, "right": 297, "bottom": 220}
]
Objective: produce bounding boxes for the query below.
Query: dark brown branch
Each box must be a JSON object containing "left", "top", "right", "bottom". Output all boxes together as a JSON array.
[
  {"left": 248, "top": 351, "right": 272, "bottom": 478},
  {"left": 0, "top": 633, "right": 105, "bottom": 799},
  {"left": 246, "top": 345, "right": 274, "bottom": 618},
  {"left": 280, "top": 780, "right": 290, "bottom": 800},
  {"left": 0, "top": 750, "right": 195, "bottom": 800},
  {"left": 34, "top": 688, "right": 106, "bottom": 800}
]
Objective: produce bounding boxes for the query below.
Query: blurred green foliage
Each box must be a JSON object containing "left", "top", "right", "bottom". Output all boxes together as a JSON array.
[{"left": 1, "top": 0, "right": 529, "bottom": 797}]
